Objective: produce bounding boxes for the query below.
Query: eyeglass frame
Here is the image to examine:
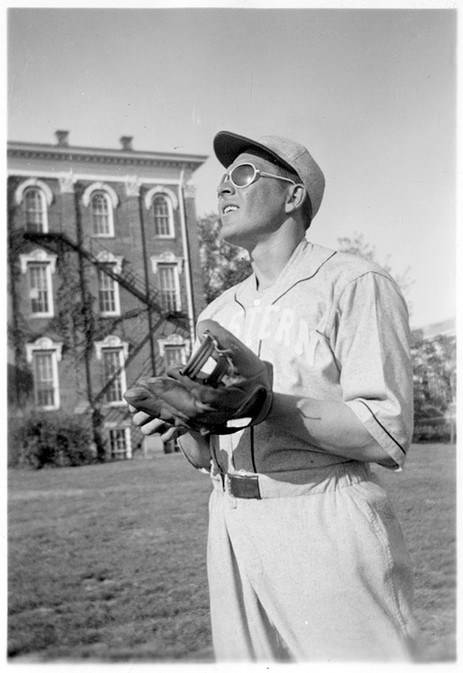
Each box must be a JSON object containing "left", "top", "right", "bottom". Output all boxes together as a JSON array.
[{"left": 219, "top": 162, "right": 301, "bottom": 190}]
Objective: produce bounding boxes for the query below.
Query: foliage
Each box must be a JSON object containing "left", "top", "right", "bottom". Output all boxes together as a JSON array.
[
  {"left": 7, "top": 213, "right": 43, "bottom": 359},
  {"left": 8, "top": 411, "right": 95, "bottom": 469},
  {"left": 48, "top": 251, "right": 96, "bottom": 353},
  {"left": 410, "top": 330, "right": 456, "bottom": 442},
  {"left": 197, "top": 213, "right": 252, "bottom": 303}
]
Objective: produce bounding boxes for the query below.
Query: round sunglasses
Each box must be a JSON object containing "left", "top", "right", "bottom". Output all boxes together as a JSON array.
[{"left": 219, "top": 162, "right": 300, "bottom": 190}]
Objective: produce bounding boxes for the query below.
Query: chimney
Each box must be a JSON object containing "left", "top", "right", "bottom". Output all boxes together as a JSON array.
[
  {"left": 120, "top": 136, "right": 133, "bottom": 151},
  {"left": 55, "top": 130, "right": 69, "bottom": 147}
]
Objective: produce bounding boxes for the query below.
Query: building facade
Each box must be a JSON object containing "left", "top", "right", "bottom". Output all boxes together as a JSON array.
[{"left": 7, "top": 131, "right": 207, "bottom": 460}]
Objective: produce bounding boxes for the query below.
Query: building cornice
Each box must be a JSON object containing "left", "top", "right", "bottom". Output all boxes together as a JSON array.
[{"left": 7, "top": 141, "right": 208, "bottom": 172}]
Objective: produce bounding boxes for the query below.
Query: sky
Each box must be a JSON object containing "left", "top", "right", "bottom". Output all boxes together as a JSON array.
[{"left": 6, "top": 3, "right": 457, "bottom": 330}]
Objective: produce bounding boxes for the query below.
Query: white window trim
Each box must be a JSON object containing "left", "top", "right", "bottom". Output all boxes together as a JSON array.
[
  {"left": 94, "top": 335, "right": 128, "bottom": 407},
  {"left": 144, "top": 186, "right": 179, "bottom": 210},
  {"left": 15, "top": 179, "right": 53, "bottom": 233},
  {"left": 150, "top": 251, "right": 184, "bottom": 273},
  {"left": 145, "top": 187, "right": 178, "bottom": 238},
  {"left": 15, "top": 178, "right": 54, "bottom": 206},
  {"left": 82, "top": 182, "right": 118, "bottom": 237},
  {"left": 19, "top": 249, "right": 57, "bottom": 318},
  {"left": 96, "top": 252, "right": 123, "bottom": 316},
  {"left": 25, "top": 337, "right": 63, "bottom": 411}
]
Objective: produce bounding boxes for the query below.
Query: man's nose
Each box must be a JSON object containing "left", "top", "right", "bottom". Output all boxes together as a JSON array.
[{"left": 217, "top": 177, "right": 235, "bottom": 197}]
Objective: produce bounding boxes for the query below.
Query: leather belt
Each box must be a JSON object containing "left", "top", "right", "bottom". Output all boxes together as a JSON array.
[{"left": 225, "top": 474, "right": 261, "bottom": 499}]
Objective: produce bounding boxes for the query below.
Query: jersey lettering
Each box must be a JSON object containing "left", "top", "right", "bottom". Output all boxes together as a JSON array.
[
  {"left": 274, "top": 308, "right": 295, "bottom": 344},
  {"left": 258, "top": 304, "right": 281, "bottom": 341},
  {"left": 222, "top": 305, "right": 318, "bottom": 366}
]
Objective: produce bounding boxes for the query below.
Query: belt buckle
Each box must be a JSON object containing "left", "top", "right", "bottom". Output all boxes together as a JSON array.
[{"left": 226, "top": 474, "right": 261, "bottom": 500}]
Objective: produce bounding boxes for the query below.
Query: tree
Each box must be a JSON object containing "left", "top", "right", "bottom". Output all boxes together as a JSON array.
[
  {"left": 410, "top": 329, "right": 456, "bottom": 442},
  {"left": 198, "top": 213, "right": 252, "bottom": 303}
]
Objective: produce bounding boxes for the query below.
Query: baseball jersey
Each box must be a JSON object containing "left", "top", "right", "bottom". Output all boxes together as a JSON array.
[{"left": 198, "top": 238, "right": 413, "bottom": 478}]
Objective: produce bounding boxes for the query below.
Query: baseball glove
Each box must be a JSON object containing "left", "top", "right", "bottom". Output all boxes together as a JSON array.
[{"left": 123, "top": 319, "right": 273, "bottom": 436}]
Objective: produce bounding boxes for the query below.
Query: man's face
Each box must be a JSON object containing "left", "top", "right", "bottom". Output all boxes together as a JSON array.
[{"left": 216, "top": 151, "right": 290, "bottom": 248}]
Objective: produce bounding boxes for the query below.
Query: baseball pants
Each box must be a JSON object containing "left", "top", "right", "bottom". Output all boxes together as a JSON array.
[{"left": 207, "top": 461, "right": 421, "bottom": 662}]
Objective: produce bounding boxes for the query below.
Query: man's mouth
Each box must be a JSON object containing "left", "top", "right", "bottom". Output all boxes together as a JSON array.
[{"left": 222, "top": 204, "right": 239, "bottom": 215}]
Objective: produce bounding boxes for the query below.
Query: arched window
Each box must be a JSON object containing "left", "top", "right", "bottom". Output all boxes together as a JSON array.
[
  {"left": 153, "top": 195, "right": 174, "bottom": 237},
  {"left": 82, "top": 182, "right": 118, "bottom": 237},
  {"left": 91, "top": 191, "right": 112, "bottom": 236},
  {"left": 24, "top": 187, "right": 47, "bottom": 233},
  {"left": 15, "top": 179, "right": 53, "bottom": 232}
]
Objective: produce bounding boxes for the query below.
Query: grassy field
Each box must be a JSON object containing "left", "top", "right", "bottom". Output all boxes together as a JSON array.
[{"left": 8, "top": 443, "right": 456, "bottom": 663}]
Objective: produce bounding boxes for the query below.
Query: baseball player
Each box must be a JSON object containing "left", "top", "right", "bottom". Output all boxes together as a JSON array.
[{"left": 125, "top": 131, "right": 421, "bottom": 662}]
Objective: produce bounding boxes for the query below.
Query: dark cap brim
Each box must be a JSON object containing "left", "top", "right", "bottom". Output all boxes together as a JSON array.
[{"left": 213, "top": 131, "right": 296, "bottom": 174}]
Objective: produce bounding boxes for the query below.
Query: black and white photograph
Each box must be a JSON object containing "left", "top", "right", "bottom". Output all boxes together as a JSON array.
[{"left": 6, "top": 2, "right": 457, "bottom": 668}]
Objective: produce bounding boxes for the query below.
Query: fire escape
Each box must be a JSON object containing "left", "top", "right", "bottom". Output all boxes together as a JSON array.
[{"left": 22, "top": 226, "right": 192, "bottom": 454}]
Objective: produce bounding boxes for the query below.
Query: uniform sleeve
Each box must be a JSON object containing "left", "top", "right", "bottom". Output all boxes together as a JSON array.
[{"left": 331, "top": 272, "right": 413, "bottom": 470}]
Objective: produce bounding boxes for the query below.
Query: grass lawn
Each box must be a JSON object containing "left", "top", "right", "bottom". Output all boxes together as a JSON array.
[{"left": 8, "top": 443, "right": 456, "bottom": 662}]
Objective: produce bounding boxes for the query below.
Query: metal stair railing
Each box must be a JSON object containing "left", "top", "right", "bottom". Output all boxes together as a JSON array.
[
  {"left": 85, "top": 235, "right": 155, "bottom": 303},
  {"left": 22, "top": 231, "right": 189, "bottom": 330},
  {"left": 20, "top": 228, "right": 193, "bottom": 432},
  {"left": 87, "top": 314, "right": 183, "bottom": 417}
]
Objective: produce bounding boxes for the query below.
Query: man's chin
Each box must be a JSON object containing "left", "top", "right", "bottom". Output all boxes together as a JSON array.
[
  {"left": 219, "top": 231, "right": 245, "bottom": 248},
  {"left": 218, "top": 223, "right": 238, "bottom": 243}
]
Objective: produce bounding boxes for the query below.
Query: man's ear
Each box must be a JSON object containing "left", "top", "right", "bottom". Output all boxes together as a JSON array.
[{"left": 284, "top": 184, "right": 307, "bottom": 214}]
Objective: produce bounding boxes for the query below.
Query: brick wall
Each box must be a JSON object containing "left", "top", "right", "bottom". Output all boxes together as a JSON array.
[{"left": 7, "top": 145, "right": 207, "bottom": 460}]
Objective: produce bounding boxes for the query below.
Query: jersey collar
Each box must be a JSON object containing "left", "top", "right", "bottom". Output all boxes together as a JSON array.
[{"left": 234, "top": 239, "right": 337, "bottom": 307}]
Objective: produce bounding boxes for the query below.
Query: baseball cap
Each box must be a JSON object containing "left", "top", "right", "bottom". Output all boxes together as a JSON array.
[{"left": 213, "top": 130, "right": 325, "bottom": 219}]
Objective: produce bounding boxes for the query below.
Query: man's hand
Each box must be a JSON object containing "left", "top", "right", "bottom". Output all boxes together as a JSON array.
[
  {"left": 129, "top": 407, "right": 183, "bottom": 442},
  {"left": 129, "top": 406, "right": 212, "bottom": 470},
  {"left": 124, "top": 319, "right": 273, "bottom": 436}
]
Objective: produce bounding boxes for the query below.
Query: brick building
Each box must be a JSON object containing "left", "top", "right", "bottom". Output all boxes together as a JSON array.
[{"left": 7, "top": 130, "right": 207, "bottom": 460}]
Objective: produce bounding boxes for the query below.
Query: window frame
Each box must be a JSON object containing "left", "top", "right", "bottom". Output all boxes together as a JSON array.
[
  {"left": 164, "top": 345, "right": 185, "bottom": 369},
  {"left": 14, "top": 179, "right": 53, "bottom": 233},
  {"left": 101, "top": 348, "right": 125, "bottom": 404},
  {"left": 25, "top": 338, "right": 62, "bottom": 411},
  {"left": 82, "top": 182, "right": 118, "bottom": 238},
  {"left": 28, "top": 262, "right": 54, "bottom": 316},
  {"left": 94, "top": 336, "right": 128, "bottom": 407},
  {"left": 24, "top": 186, "right": 48, "bottom": 233},
  {"left": 108, "top": 427, "right": 132, "bottom": 460},
  {"left": 20, "top": 250, "right": 57, "bottom": 318},
  {"left": 91, "top": 190, "right": 113, "bottom": 237},
  {"left": 152, "top": 194, "right": 174, "bottom": 238},
  {"left": 157, "top": 263, "right": 181, "bottom": 312},
  {"left": 97, "top": 264, "right": 121, "bottom": 316},
  {"left": 144, "top": 187, "right": 179, "bottom": 239}
]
